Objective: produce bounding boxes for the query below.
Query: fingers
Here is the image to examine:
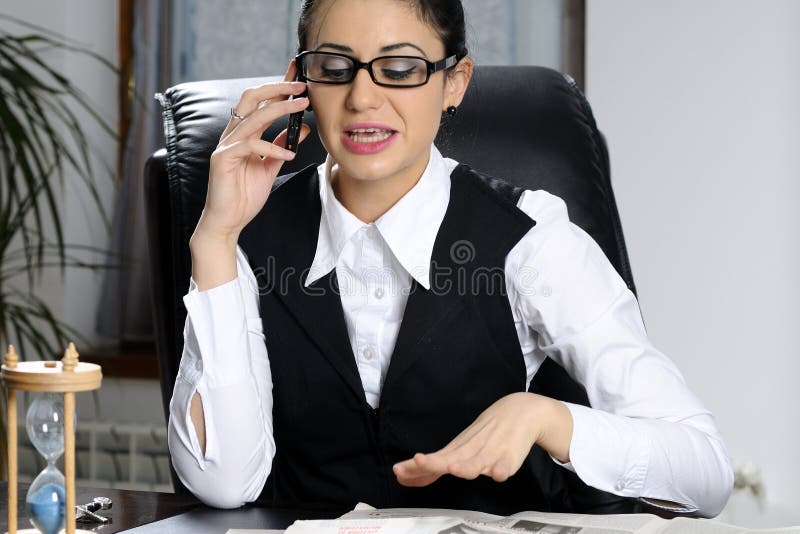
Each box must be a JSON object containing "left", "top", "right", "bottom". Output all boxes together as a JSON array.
[
  {"left": 224, "top": 96, "right": 309, "bottom": 143},
  {"left": 235, "top": 80, "right": 306, "bottom": 118},
  {"left": 393, "top": 454, "right": 446, "bottom": 487},
  {"left": 393, "top": 421, "right": 488, "bottom": 485},
  {"left": 443, "top": 425, "right": 528, "bottom": 483},
  {"left": 213, "top": 137, "right": 296, "bottom": 165},
  {"left": 393, "top": 446, "right": 473, "bottom": 487},
  {"left": 394, "top": 447, "right": 521, "bottom": 487},
  {"left": 394, "top": 471, "right": 441, "bottom": 488},
  {"left": 262, "top": 123, "right": 312, "bottom": 174},
  {"left": 221, "top": 80, "right": 307, "bottom": 139},
  {"left": 426, "top": 442, "right": 486, "bottom": 481},
  {"left": 489, "top": 459, "right": 514, "bottom": 482},
  {"left": 449, "top": 445, "right": 515, "bottom": 482},
  {"left": 272, "top": 123, "right": 312, "bottom": 149}
]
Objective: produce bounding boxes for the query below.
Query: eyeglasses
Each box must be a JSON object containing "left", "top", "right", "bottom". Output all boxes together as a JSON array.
[{"left": 296, "top": 51, "right": 458, "bottom": 88}]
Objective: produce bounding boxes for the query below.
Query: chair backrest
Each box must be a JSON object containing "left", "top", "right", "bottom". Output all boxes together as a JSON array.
[{"left": 145, "top": 65, "right": 637, "bottom": 494}]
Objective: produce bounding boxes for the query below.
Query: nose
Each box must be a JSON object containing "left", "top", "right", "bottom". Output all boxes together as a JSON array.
[{"left": 345, "top": 67, "right": 383, "bottom": 112}]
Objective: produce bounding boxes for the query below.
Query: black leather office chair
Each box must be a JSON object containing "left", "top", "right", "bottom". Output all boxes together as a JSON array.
[{"left": 145, "top": 66, "right": 638, "bottom": 509}]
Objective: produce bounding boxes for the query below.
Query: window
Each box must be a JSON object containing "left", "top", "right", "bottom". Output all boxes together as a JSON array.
[{"left": 170, "top": 0, "right": 584, "bottom": 87}]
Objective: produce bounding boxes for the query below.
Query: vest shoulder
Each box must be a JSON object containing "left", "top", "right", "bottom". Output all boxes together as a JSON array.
[
  {"left": 270, "top": 163, "right": 319, "bottom": 195},
  {"left": 441, "top": 164, "right": 536, "bottom": 261},
  {"left": 451, "top": 164, "right": 532, "bottom": 220}
]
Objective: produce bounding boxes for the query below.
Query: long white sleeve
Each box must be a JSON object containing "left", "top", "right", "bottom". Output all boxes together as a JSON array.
[
  {"left": 167, "top": 247, "right": 274, "bottom": 508},
  {"left": 508, "top": 190, "right": 734, "bottom": 517}
]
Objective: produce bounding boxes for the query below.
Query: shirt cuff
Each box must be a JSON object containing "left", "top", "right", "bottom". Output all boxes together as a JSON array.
[
  {"left": 182, "top": 276, "right": 251, "bottom": 389},
  {"left": 546, "top": 462, "right": 694, "bottom": 513},
  {"left": 639, "top": 498, "right": 697, "bottom": 514},
  {"left": 561, "top": 402, "right": 650, "bottom": 498}
]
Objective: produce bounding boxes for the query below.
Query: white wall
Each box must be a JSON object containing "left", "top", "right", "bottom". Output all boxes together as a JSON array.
[
  {"left": 587, "top": 0, "right": 800, "bottom": 525},
  {"left": 1, "top": 0, "right": 120, "bottom": 349}
]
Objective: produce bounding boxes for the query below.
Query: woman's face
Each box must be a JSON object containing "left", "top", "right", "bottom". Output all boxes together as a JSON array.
[{"left": 304, "top": 0, "right": 471, "bottom": 187}]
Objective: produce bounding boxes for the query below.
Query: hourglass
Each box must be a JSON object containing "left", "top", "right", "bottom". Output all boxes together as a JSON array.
[{"left": 2, "top": 343, "right": 102, "bottom": 534}]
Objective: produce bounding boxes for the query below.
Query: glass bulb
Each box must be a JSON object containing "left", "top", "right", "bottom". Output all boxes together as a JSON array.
[
  {"left": 26, "top": 393, "right": 65, "bottom": 462},
  {"left": 26, "top": 465, "right": 66, "bottom": 534}
]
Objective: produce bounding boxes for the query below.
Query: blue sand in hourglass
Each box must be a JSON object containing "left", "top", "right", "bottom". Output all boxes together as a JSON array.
[{"left": 26, "top": 482, "right": 66, "bottom": 534}]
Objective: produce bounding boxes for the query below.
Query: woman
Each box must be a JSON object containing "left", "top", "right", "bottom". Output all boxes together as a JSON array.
[{"left": 168, "top": 0, "right": 733, "bottom": 516}]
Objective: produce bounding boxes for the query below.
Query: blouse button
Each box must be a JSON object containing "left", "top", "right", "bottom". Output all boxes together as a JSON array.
[
  {"left": 374, "top": 287, "right": 385, "bottom": 299},
  {"left": 614, "top": 480, "right": 625, "bottom": 492},
  {"left": 363, "top": 346, "right": 375, "bottom": 361}
]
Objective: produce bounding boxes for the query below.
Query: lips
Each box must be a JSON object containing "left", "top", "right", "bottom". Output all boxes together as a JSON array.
[
  {"left": 345, "top": 128, "right": 394, "bottom": 143},
  {"left": 341, "top": 122, "right": 398, "bottom": 154}
]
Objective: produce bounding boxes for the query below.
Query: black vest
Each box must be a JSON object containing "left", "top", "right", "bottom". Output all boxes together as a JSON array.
[{"left": 239, "top": 164, "right": 637, "bottom": 515}]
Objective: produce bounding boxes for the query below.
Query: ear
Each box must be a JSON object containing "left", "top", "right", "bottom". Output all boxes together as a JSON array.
[{"left": 444, "top": 56, "right": 474, "bottom": 109}]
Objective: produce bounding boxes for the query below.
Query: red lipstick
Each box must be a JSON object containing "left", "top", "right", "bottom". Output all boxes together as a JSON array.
[{"left": 341, "top": 122, "right": 397, "bottom": 154}]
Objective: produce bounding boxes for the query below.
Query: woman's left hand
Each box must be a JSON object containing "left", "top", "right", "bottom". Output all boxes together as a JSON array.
[{"left": 392, "top": 392, "right": 573, "bottom": 487}]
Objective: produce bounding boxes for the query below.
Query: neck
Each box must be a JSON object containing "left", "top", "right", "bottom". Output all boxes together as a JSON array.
[{"left": 331, "top": 153, "right": 431, "bottom": 223}]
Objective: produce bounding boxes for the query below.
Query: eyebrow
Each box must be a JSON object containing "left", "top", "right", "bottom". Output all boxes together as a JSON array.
[{"left": 315, "top": 42, "right": 429, "bottom": 57}]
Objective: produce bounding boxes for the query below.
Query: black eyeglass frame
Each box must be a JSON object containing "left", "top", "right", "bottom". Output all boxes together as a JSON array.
[{"left": 295, "top": 51, "right": 459, "bottom": 88}]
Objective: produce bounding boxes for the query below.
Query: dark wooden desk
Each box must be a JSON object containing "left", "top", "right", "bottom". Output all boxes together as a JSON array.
[
  {"left": 0, "top": 482, "right": 199, "bottom": 532},
  {"left": 0, "top": 483, "right": 340, "bottom": 533}
]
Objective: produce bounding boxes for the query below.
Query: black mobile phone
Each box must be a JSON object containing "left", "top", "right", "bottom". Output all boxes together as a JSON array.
[{"left": 285, "top": 74, "right": 307, "bottom": 153}]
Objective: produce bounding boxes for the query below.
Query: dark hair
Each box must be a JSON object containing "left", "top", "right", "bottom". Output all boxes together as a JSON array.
[{"left": 297, "top": 0, "right": 468, "bottom": 60}]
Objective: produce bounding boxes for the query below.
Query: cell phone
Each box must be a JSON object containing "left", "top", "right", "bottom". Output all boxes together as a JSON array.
[{"left": 285, "top": 73, "right": 307, "bottom": 153}]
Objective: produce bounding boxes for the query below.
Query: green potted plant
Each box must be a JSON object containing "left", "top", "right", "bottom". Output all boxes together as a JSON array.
[{"left": 0, "top": 15, "right": 118, "bottom": 477}]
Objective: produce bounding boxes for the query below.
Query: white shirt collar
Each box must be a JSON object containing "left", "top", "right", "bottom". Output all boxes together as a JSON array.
[{"left": 305, "top": 145, "right": 457, "bottom": 290}]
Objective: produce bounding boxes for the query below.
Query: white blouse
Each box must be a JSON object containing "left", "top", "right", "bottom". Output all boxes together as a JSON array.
[{"left": 168, "top": 145, "right": 733, "bottom": 514}]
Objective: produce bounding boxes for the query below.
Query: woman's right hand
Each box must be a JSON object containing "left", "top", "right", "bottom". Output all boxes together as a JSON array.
[
  {"left": 191, "top": 62, "right": 311, "bottom": 290},
  {"left": 196, "top": 62, "right": 311, "bottom": 244}
]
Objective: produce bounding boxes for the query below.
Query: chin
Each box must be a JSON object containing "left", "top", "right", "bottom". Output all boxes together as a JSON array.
[
  {"left": 336, "top": 156, "right": 404, "bottom": 183},
  {"left": 329, "top": 141, "right": 431, "bottom": 187}
]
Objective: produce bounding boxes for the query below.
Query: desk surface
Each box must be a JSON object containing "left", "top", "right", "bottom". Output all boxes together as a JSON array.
[
  {"left": 0, "top": 483, "right": 340, "bottom": 533},
  {"left": 1, "top": 482, "right": 198, "bottom": 532}
]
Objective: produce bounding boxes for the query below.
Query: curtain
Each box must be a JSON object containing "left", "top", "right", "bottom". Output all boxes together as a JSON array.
[{"left": 96, "top": 1, "right": 171, "bottom": 345}]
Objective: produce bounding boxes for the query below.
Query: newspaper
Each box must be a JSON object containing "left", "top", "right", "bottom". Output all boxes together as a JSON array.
[{"left": 274, "top": 503, "right": 800, "bottom": 534}]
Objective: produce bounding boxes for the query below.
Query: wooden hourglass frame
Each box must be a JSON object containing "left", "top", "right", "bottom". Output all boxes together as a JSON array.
[{"left": 2, "top": 343, "right": 102, "bottom": 534}]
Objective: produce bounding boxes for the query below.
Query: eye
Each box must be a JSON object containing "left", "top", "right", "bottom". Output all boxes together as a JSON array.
[
  {"left": 321, "top": 67, "right": 351, "bottom": 81},
  {"left": 381, "top": 66, "right": 416, "bottom": 80},
  {"left": 310, "top": 55, "right": 353, "bottom": 81},
  {"left": 377, "top": 58, "right": 425, "bottom": 83}
]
